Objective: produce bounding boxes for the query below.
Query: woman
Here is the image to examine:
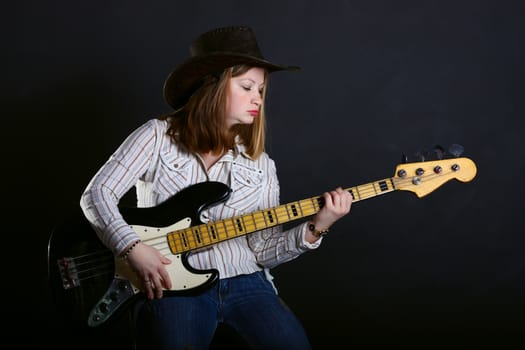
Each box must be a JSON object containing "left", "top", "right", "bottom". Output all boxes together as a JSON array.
[{"left": 80, "top": 25, "right": 352, "bottom": 349}]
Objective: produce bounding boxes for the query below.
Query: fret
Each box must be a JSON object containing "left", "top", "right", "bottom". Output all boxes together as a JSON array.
[
  {"left": 263, "top": 208, "right": 279, "bottom": 227},
  {"left": 354, "top": 184, "right": 364, "bottom": 199},
  {"left": 242, "top": 213, "right": 257, "bottom": 232},
  {"left": 356, "top": 184, "right": 372, "bottom": 200},
  {"left": 372, "top": 182, "right": 379, "bottom": 195},
  {"left": 351, "top": 179, "right": 395, "bottom": 201},
  {"left": 234, "top": 217, "right": 245, "bottom": 235},
  {"left": 188, "top": 228, "right": 201, "bottom": 249},
  {"left": 274, "top": 205, "right": 289, "bottom": 224},
  {"left": 348, "top": 188, "right": 356, "bottom": 200},
  {"left": 350, "top": 186, "right": 360, "bottom": 201},
  {"left": 219, "top": 219, "right": 233, "bottom": 240},
  {"left": 168, "top": 229, "right": 189, "bottom": 253},
  {"left": 367, "top": 183, "right": 378, "bottom": 198},
  {"left": 285, "top": 202, "right": 302, "bottom": 220},
  {"left": 297, "top": 197, "right": 316, "bottom": 217},
  {"left": 316, "top": 196, "right": 324, "bottom": 211},
  {"left": 378, "top": 180, "right": 389, "bottom": 192},
  {"left": 197, "top": 224, "right": 212, "bottom": 245},
  {"left": 208, "top": 223, "right": 218, "bottom": 241},
  {"left": 167, "top": 233, "right": 180, "bottom": 253},
  {"left": 180, "top": 229, "right": 189, "bottom": 248},
  {"left": 252, "top": 211, "right": 266, "bottom": 231},
  {"left": 192, "top": 226, "right": 202, "bottom": 245},
  {"left": 228, "top": 217, "right": 241, "bottom": 236}
]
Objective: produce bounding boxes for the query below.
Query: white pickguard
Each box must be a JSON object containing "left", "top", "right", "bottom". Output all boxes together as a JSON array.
[
  {"left": 122, "top": 217, "right": 215, "bottom": 291},
  {"left": 88, "top": 217, "right": 217, "bottom": 327}
]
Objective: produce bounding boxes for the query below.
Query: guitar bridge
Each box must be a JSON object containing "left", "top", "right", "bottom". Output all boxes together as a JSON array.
[
  {"left": 57, "top": 257, "right": 80, "bottom": 289},
  {"left": 56, "top": 248, "right": 114, "bottom": 290}
]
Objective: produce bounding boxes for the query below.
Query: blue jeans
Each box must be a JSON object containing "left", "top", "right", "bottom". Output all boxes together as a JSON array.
[{"left": 133, "top": 271, "right": 312, "bottom": 350}]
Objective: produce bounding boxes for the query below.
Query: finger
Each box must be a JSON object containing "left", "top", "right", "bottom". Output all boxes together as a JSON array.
[
  {"left": 153, "top": 282, "right": 163, "bottom": 299},
  {"left": 322, "top": 192, "right": 332, "bottom": 208},
  {"left": 143, "top": 279, "right": 154, "bottom": 299},
  {"left": 334, "top": 190, "right": 345, "bottom": 204},
  {"left": 161, "top": 255, "right": 172, "bottom": 264},
  {"left": 329, "top": 190, "right": 339, "bottom": 203},
  {"left": 150, "top": 276, "right": 164, "bottom": 299},
  {"left": 333, "top": 195, "right": 342, "bottom": 209},
  {"left": 159, "top": 269, "right": 173, "bottom": 290}
]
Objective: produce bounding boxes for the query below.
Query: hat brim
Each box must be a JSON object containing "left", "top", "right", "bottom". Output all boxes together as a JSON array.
[{"left": 163, "top": 52, "right": 300, "bottom": 110}]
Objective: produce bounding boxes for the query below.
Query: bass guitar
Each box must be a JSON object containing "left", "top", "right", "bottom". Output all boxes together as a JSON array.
[{"left": 47, "top": 157, "right": 477, "bottom": 328}]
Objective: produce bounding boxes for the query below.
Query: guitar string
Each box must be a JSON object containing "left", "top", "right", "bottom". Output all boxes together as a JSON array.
[
  {"left": 168, "top": 169, "right": 456, "bottom": 250},
  {"left": 58, "top": 241, "right": 174, "bottom": 286},
  {"left": 59, "top": 169, "right": 456, "bottom": 285}
]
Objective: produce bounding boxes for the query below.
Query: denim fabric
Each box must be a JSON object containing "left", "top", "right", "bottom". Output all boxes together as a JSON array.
[{"left": 134, "top": 271, "right": 312, "bottom": 350}]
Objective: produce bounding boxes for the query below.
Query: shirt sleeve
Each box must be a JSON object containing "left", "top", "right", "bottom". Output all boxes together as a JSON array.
[
  {"left": 79, "top": 120, "right": 158, "bottom": 255},
  {"left": 247, "top": 157, "right": 322, "bottom": 269}
]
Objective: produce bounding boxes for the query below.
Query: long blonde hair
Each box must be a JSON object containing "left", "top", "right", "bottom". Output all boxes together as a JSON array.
[{"left": 159, "top": 65, "right": 268, "bottom": 159}]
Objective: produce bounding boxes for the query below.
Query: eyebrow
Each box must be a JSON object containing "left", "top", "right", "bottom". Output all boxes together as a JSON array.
[{"left": 239, "top": 77, "right": 264, "bottom": 84}]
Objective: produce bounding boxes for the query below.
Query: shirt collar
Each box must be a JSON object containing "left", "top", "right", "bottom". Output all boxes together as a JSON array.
[{"left": 233, "top": 136, "right": 254, "bottom": 160}]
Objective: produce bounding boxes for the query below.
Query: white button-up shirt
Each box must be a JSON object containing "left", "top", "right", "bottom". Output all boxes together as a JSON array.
[{"left": 80, "top": 119, "right": 320, "bottom": 280}]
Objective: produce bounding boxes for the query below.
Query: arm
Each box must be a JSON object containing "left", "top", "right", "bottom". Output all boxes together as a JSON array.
[
  {"left": 79, "top": 120, "right": 172, "bottom": 299},
  {"left": 248, "top": 160, "right": 352, "bottom": 269},
  {"left": 80, "top": 120, "right": 157, "bottom": 255}
]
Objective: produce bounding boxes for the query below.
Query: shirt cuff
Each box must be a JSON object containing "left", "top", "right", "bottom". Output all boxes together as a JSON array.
[{"left": 300, "top": 222, "right": 322, "bottom": 249}]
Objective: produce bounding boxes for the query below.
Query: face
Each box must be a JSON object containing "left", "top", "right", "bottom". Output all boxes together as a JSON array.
[{"left": 225, "top": 67, "right": 265, "bottom": 128}]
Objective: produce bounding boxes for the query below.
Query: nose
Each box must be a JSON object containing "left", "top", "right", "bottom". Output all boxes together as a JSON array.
[{"left": 252, "top": 93, "right": 261, "bottom": 107}]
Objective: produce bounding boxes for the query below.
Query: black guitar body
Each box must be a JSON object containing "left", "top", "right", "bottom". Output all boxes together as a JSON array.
[
  {"left": 47, "top": 181, "right": 232, "bottom": 328},
  {"left": 48, "top": 208, "right": 114, "bottom": 328}
]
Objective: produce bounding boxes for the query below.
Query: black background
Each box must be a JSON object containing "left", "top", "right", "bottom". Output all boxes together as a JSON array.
[{"left": 4, "top": 0, "right": 525, "bottom": 348}]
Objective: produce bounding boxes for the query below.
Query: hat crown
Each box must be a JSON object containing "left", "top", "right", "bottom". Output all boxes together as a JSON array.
[
  {"left": 190, "top": 26, "right": 264, "bottom": 60},
  {"left": 164, "top": 26, "right": 299, "bottom": 110}
]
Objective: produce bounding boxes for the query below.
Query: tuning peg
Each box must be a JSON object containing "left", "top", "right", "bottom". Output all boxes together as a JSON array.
[
  {"left": 401, "top": 154, "right": 408, "bottom": 164},
  {"left": 414, "top": 148, "right": 429, "bottom": 162},
  {"left": 433, "top": 145, "right": 445, "bottom": 160},
  {"left": 448, "top": 144, "right": 464, "bottom": 157}
]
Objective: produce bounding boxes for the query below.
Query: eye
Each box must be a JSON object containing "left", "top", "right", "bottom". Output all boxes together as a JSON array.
[{"left": 242, "top": 86, "right": 251, "bottom": 91}]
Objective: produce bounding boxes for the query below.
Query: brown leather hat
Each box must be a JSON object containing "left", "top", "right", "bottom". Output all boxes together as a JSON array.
[{"left": 163, "top": 26, "right": 300, "bottom": 110}]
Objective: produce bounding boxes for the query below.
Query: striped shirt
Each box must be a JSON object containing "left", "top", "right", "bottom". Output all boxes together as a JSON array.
[{"left": 80, "top": 118, "right": 320, "bottom": 280}]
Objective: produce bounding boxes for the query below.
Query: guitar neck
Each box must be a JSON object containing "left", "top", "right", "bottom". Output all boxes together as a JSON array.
[{"left": 167, "top": 177, "right": 396, "bottom": 254}]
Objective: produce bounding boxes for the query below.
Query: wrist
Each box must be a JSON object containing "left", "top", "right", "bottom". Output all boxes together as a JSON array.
[
  {"left": 120, "top": 239, "right": 142, "bottom": 259},
  {"left": 307, "top": 221, "right": 329, "bottom": 238}
]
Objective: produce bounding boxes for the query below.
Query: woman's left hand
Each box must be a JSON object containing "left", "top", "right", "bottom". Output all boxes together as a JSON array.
[{"left": 306, "top": 187, "right": 352, "bottom": 242}]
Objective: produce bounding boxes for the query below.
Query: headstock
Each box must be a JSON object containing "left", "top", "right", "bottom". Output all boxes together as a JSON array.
[{"left": 393, "top": 157, "right": 477, "bottom": 198}]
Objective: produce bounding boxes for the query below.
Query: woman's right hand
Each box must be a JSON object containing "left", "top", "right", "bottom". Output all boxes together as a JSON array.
[{"left": 126, "top": 242, "right": 172, "bottom": 299}]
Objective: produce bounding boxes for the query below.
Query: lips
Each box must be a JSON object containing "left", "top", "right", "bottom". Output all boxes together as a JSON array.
[{"left": 248, "top": 110, "right": 259, "bottom": 116}]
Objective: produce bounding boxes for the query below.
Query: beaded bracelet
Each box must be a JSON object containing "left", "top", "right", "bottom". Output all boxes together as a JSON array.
[
  {"left": 121, "top": 239, "right": 142, "bottom": 259},
  {"left": 308, "top": 222, "right": 329, "bottom": 238}
]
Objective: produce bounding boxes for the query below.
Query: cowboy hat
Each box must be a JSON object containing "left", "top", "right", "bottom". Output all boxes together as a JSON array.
[{"left": 163, "top": 26, "right": 300, "bottom": 110}]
